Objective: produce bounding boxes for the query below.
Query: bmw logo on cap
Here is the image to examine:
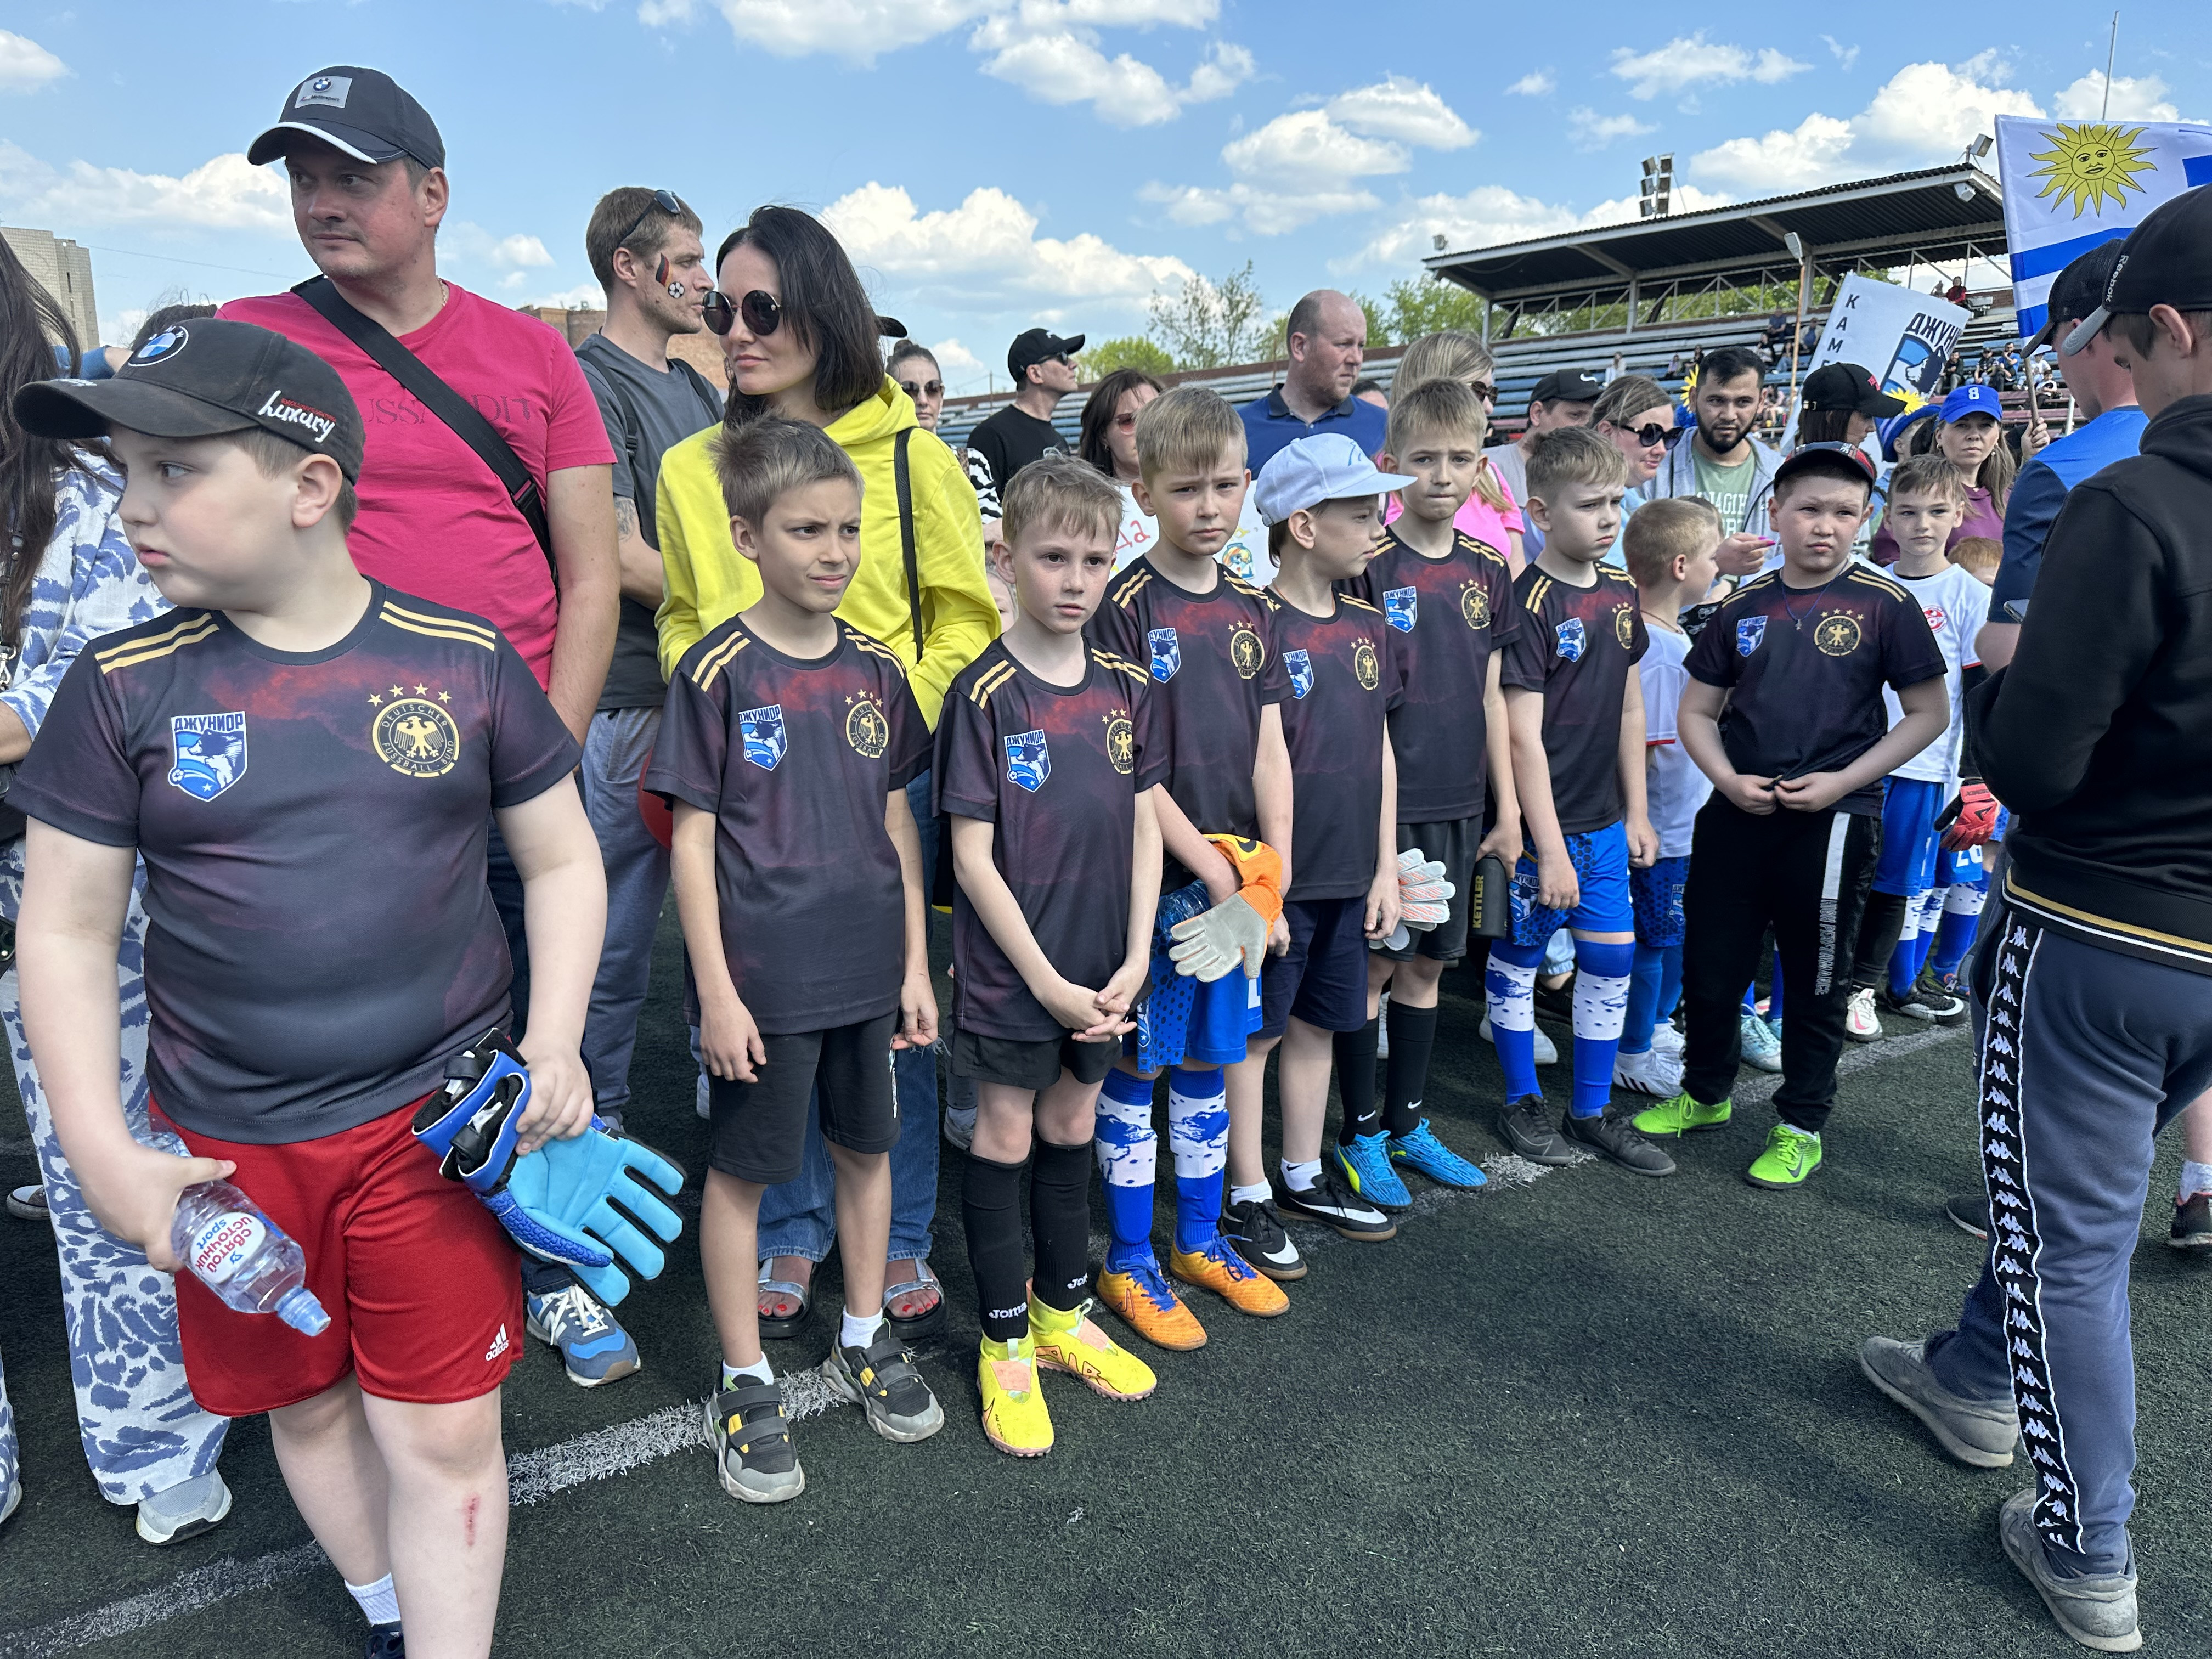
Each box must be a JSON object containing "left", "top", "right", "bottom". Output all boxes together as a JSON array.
[
  {"left": 130, "top": 327, "right": 189, "bottom": 366},
  {"left": 312, "top": 76, "right": 332, "bottom": 91}
]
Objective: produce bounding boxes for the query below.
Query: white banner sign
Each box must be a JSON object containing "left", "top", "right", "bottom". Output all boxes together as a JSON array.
[{"left": 1782, "top": 273, "right": 1970, "bottom": 445}]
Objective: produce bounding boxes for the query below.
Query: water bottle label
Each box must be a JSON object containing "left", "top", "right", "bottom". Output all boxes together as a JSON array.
[{"left": 189, "top": 1212, "right": 266, "bottom": 1283}]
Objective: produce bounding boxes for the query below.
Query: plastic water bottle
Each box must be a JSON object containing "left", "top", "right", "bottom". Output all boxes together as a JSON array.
[{"left": 171, "top": 1181, "right": 331, "bottom": 1336}]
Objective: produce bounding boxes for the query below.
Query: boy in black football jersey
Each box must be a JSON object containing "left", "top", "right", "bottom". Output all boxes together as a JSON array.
[
  {"left": 13, "top": 321, "right": 604, "bottom": 1654},
  {"left": 936, "top": 457, "right": 1165, "bottom": 1455},
  {"left": 1494, "top": 427, "right": 1675, "bottom": 1176},
  {"left": 1239, "top": 434, "right": 1414, "bottom": 1243},
  {"left": 1355, "top": 380, "right": 1522, "bottom": 1198},
  {"left": 1087, "top": 387, "right": 1294, "bottom": 1343},
  {"left": 1631, "top": 444, "right": 1948, "bottom": 1189},
  {"left": 650, "top": 420, "right": 945, "bottom": 1501}
]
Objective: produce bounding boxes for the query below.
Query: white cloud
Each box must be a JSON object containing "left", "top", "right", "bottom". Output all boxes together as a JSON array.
[
  {"left": 1506, "top": 69, "right": 1555, "bottom": 97},
  {"left": 1348, "top": 185, "right": 1582, "bottom": 269},
  {"left": 0, "top": 29, "right": 67, "bottom": 91},
  {"left": 1691, "top": 56, "right": 2045, "bottom": 193},
  {"left": 523, "top": 281, "right": 606, "bottom": 311},
  {"left": 2053, "top": 70, "right": 2187, "bottom": 123},
  {"left": 823, "top": 181, "right": 1192, "bottom": 311},
  {"left": 1579, "top": 182, "right": 1733, "bottom": 227},
  {"left": 929, "top": 337, "right": 984, "bottom": 376},
  {"left": 1570, "top": 107, "right": 1657, "bottom": 151},
  {"left": 972, "top": 19, "right": 1249, "bottom": 126},
  {"left": 1222, "top": 109, "right": 1408, "bottom": 182},
  {"left": 492, "top": 233, "right": 554, "bottom": 268},
  {"left": 1325, "top": 76, "right": 1475, "bottom": 150},
  {"left": 1609, "top": 34, "right": 1808, "bottom": 100},
  {"left": 0, "top": 142, "right": 289, "bottom": 231},
  {"left": 1142, "top": 180, "right": 1383, "bottom": 235},
  {"left": 1821, "top": 35, "right": 1859, "bottom": 71},
  {"left": 648, "top": 0, "right": 995, "bottom": 61}
]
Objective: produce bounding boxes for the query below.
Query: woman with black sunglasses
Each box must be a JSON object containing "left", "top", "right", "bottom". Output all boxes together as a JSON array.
[
  {"left": 654, "top": 205, "right": 998, "bottom": 1349},
  {"left": 1591, "top": 374, "right": 1682, "bottom": 567}
]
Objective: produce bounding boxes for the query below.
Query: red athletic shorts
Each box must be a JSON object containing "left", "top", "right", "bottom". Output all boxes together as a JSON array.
[{"left": 160, "top": 1096, "right": 522, "bottom": 1417}]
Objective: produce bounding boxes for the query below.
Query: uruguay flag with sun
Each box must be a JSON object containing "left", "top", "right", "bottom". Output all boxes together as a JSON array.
[{"left": 1997, "top": 113, "right": 2212, "bottom": 342}]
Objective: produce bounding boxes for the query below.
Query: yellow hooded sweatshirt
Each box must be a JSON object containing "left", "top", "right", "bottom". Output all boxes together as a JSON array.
[{"left": 654, "top": 377, "right": 998, "bottom": 724}]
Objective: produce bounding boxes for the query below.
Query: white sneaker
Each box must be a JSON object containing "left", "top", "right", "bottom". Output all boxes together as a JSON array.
[
  {"left": 1844, "top": 986, "right": 1883, "bottom": 1043},
  {"left": 1376, "top": 990, "right": 1391, "bottom": 1057},
  {"left": 1738, "top": 1011, "right": 1784, "bottom": 1074},
  {"left": 1650, "top": 1019, "right": 1685, "bottom": 1057},
  {"left": 1480, "top": 1014, "right": 1558, "bottom": 1065},
  {"left": 1612, "top": 1047, "right": 1684, "bottom": 1097},
  {"left": 135, "top": 1470, "right": 233, "bottom": 1545}
]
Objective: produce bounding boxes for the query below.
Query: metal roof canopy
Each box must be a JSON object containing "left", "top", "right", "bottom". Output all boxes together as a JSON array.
[{"left": 1424, "top": 166, "right": 2005, "bottom": 306}]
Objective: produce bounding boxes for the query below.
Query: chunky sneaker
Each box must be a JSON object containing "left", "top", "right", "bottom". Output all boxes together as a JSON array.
[
  {"left": 823, "top": 1334, "right": 945, "bottom": 1443},
  {"left": 1612, "top": 1046, "right": 1683, "bottom": 1097},
  {"left": 1858, "top": 1336, "right": 2019, "bottom": 1468},
  {"left": 1223, "top": 1195, "right": 1306, "bottom": 1280},
  {"left": 1947, "top": 1193, "right": 1992, "bottom": 1241},
  {"left": 2169, "top": 1191, "right": 2212, "bottom": 1251},
  {"left": 1387, "top": 1119, "right": 1487, "bottom": 1190},
  {"left": 1496, "top": 1093, "right": 1576, "bottom": 1165},
  {"left": 365, "top": 1621, "right": 405, "bottom": 1658},
  {"left": 526, "top": 1284, "right": 641, "bottom": 1387},
  {"left": 1843, "top": 986, "right": 1883, "bottom": 1042},
  {"left": 1649, "top": 1018, "right": 1685, "bottom": 1057},
  {"left": 134, "top": 1470, "right": 232, "bottom": 1545},
  {"left": 1332, "top": 1131, "right": 1412, "bottom": 1211},
  {"left": 1277, "top": 1165, "right": 1396, "bottom": 1240},
  {"left": 1560, "top": 1107, "right": 1677, "bottom": 1176},
  {"left": 1031, "top": 1296, "right": 1157, "bottom": 1401},
  {"left": 1631, "top": 1091, "right": 1733, "bottom": 1138},
  {"left": 1096, "top": 1262, "right": 1207, "bottom": 1351},
  {"left": 1881, "top": 975, "right": 1967, "bottom": 1025},
  {"left": 977, "top": 1334, "right": 1052, "bottom": 1456},
  {"left": 1745, "top": 1122, "right": 1823, "bottom": 1189},
  {"left": 706, "top": 1375, "right": 805, "bottom": 1503},
  {"left": 1738, "top": 1010, "right": 1783, "bottom": 1074},
  {"left": 1169, "top": 1235, "right": 1290, "bottom": 1317},
  {"left": 1997, "top": 1487, "right": 2142, "bottom": 1652},
  {"left": 6, "top": 1182, "right": 48, "bottom": 1222},
  {"left": 1481, "top": 1013, "right": 1558, "bottom": 1065}
]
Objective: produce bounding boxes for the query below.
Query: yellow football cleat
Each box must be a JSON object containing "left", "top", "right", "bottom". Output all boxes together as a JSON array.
[
  {"left": 978, "top": 1335, "right": 1053, "bottom": 1457},
  {"left": 1031, "top": 1297, "right": 1158, "bottom": 1401},
  {"left": 1169, "top": 1237, "right": 1290, "bottom": 1318},
  {"left": 1095, "top": 1263, "right": 1208, "bottom": 1351}
]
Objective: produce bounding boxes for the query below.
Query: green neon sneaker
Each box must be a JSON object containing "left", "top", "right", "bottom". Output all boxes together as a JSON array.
[
  {"left": 1745, "top": 1122, "right": 1823, "bottom": 1190},
  {"left": 1630, "top": 1091, "right": 1733, "bottom": 1138}
]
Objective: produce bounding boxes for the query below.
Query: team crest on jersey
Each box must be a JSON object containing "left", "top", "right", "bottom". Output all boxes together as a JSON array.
[
  {"left": 1004, "top": 729, "right": 1051, "bottom": 793},
  {"left": 1923, "top": 605, "right": 1948, "bottom": 633},
  {"left": 1814, "top": 613, "right": 1864, "bottom": 657},
  {"left": 1736, "top": 616, "right": 1767, "bottom": 657},
  {"left": 1352, "top": 639, "right": 1380, "bottom": 691},
  {"left": 740, "top": 703, "right": 787, "bottom": 770},
  {"left": 845, "top": 694, "right": 890, "bottom": 759},
  {"left": 167, "top": 712, "right": 247, "bottom": 800},
  {"left": 371, "top": 694, "right": 460, "bottom": 778},
  {"left": 1104, "top": 713, "right": 1136, "bottom": 775},
  {"left": 1383, "top": 586, "right": 1418, "bottom": 633},
  {"left": 1613, "top": 605, "right": 1635, "bottom": 649},
  {"left": 1554, "top": 617, "right": 1586, "bottom": 661},
  {"left": 1147, "top": 627, "right": 1180, "bottom": 682},
  {"left": 1228, "top": 624, "right": 1265, "bottom": 680},
  {"left": 1285, "top": 649, "right": 1314, "bottom": 700},
  {"left": 1460, "top": 583, "right": 1490, "bottom": 630}
]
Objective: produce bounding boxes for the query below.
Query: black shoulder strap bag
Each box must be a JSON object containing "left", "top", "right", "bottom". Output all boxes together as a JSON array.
[{"left": 292, "top": 276, "right": 560, "bottom": 591}]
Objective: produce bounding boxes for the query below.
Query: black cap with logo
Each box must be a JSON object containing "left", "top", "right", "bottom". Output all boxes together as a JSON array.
[
  {"left": 2064, "top": 184, "right": 2212, "bottom": 355},
  {"left": 1773, "top": 439, "right": 1877, "bottom": 493},
  {"left": 1802, "top": 361, "right": 1906, "bottom": 417},
  {"left": 1529, "top": 368, "right": 1605, "bottom": 408},
  {"left": 2030, "top": 238, "right": 2125, "bottom": 353},
  {"left": 247, "top": 66, "right": 445, "bottom": 171},
  {"left": 1008, "top": 328, "right": 1084, "bottom": 382},
  {"left": 13, "top": 318, "right": 365, "bottom": 482}
]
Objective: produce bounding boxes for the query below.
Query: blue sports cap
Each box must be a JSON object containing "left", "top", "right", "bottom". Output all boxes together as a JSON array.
[
  {"left": 1877, "top": 404, "right": 1939, "bottom": 462},
  {"left": 1252, "top": 433, "right": 1415, "bottom": 526},
  {"left": 1940, "top": 383, "right": 2002, "bottom": 424}
]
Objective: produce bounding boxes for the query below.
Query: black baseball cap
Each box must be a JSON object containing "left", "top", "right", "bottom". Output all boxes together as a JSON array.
[
  {"left": 1530, "top": 368, "right": 1604, "bottom": 407},
  {"left": 1802, "top": 361, "right": 1905, "bottom": 417},
  {"left": 2030, "top": 238, "right": 2125, "bottom": 353},
  {"left": 1008, "top": 328, "right": 1084, "bottom": 381},
  {"left": 14, "top": 318, "right": 365, "bottom": 482},
  {"left": 1773, "top": 440, "right": 1877, "bottom": 494},
  {"left": 247, "top": 66, "right": 445, "bottom": 171},
  {"left": 2066, "top": 184, "right": 2212, "bottom": 354}
]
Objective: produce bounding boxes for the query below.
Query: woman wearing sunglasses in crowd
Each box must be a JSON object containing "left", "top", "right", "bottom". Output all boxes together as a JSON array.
[
  {"left": 1076, "top": 366, "right": 1275, "bottom": 580},
  {"left": 653, "top": 205, "right": 999, "bottom": 1346},
  {"left": 1380, "top": 331, "right": 1527, "bottom": 574},
  {"left": 888, "top": 340, "right": 945, "bottom": 431},
  {"left": 1591, "top": 374, "right": 1682, "bottom": 568}
]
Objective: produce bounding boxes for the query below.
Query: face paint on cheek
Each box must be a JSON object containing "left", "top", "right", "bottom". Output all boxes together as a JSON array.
[{"left": 667, "top": 282, "right": 687, "bottom": 299}]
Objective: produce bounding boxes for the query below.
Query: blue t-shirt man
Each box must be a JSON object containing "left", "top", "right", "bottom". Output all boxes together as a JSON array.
[
  {"left": 1241, "top": 387, "right": 1387, "bottom": 475},
  {"left": 1990, "top": 406, "right": 2149, "bottom": 615}
]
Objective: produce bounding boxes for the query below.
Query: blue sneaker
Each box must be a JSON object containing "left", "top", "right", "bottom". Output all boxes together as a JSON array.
[
  {"left": 1738, "top": 1011, "right": 1783, "bottom": 1074},
  {"left": 1333, "top": 1132, "right": 1412, "bottom": 1211},
  {"left": 1386, "top": 1119, "right": 1488, "bottom": 1190},
  {"left": 526, "top": 1283, "right": 640, "bottom": 1387}
]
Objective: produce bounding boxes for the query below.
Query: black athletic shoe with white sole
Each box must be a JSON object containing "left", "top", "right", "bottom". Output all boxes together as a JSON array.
[
  {"left": 1276, "top": 1166, "right": 1396, "bottom": 1241},
  {"left": 1496, "top": 1093, "right": 1576, "bottom": 1165},
  {"left": 2170, "top": 1191, "right": 2212, "bottom": 1251},
  {"left": 1560, "top": 1107, "right": 1677, "bottom": 1176},
  {"left": 1880, "top": 973, "right": 1967, "bottom": 1025},
  {"left": 1223, "top": 1195, "right": 1307, "bottom": 1279}
]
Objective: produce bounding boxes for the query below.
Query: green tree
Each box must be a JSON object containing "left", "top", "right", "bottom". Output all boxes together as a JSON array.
[
  {"left": 1079, "top": 336, "right": 1174, "bottom": 380},
  {"left": 1147, "top": 262, "right": 1276, "bottom": 370},
  {"left": 1378, "top": 276, "right": 1489, "bottom": 346}
]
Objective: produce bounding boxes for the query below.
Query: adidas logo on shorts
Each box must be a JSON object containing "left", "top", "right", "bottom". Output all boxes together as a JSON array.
[{"left": 485, "top": 1323, "right": 510, "bottom": 1363}]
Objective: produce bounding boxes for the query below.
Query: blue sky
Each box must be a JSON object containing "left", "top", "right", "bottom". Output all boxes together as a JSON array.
[{"left": 3, "top": 2, "right": 2205, "bottom": 396}]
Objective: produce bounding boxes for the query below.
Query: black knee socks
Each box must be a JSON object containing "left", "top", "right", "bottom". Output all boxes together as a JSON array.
[
  {"left": 961, "top": 1153, "right": 1029, "bottom": 1342},
  {"left": 1853, "top": 890, "right": 1909, "bottom": 992},
  {"left": 1333, "top": 1017, "right": 1383, "bottom": 1145},
  {"left": 1382, "top": 1000, "right": 1440, "bottom": 1137},
  {"left": 1029, "top": 1137, "right": 1093, "bottom": 1314}
]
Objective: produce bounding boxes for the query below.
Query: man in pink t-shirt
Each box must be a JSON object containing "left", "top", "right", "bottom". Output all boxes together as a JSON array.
[{"left": 221, "top": 66, "right": 617, "bottom": 737}]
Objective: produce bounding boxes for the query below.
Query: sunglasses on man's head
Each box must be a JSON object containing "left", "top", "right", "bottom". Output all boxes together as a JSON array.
[
  {"left": 702, "top": 289, "right": 782, "bottom": 338},
  {"left": 898, "top": 378, "right": 944, "bottom": 401},
  {"left": 613, "top": 188, "right": 685, "bottom": 252}
]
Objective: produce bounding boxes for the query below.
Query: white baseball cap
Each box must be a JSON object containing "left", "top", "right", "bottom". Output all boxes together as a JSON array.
[{"left": 1252, "top": 433, "right": 1417, "bottom": 525}]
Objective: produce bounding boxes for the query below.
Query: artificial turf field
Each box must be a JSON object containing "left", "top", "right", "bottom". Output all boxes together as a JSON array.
[{"left": 2, "top": 907, "right": 2207, "bottom": 1658}]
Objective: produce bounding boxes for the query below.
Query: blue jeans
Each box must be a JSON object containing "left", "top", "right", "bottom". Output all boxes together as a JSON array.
[
  {"left": 577, "top": 707, "right": 670, "bottom": 1127},
  {"left": 755, "top": 768, "right": 941, "bottom": 1265}
]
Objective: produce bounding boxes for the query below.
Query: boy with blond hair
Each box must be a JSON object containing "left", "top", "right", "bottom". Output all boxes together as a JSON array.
[{"left": 1085, "top": 387, "right": 1295, "bottom": 1340}]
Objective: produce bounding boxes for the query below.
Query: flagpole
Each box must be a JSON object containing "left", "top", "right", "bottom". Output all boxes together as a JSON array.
[{"left": 2103, "top": 12, "right": 2118, "bottom": 120}]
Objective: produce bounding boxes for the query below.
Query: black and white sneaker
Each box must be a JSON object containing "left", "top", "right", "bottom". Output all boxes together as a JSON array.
[
  {"left": 822, "top": 1334, "right": 945, "bottom": 1443},
  {"left": 1223, "top": 1195, "right": 1307, "bottom": 1280},
  {"left": 1880, "top": 973, "right": 1967, "bottom": 1025},
  {"left": 2169, "top": 1192, "right": 2212, "bottom": 1251},
  {"left": 1496, "top": 1093, "right": 1576, "bottom": 1165},
  {"left": 1560, "top": 1107, "right": 1677, "bottom": 1177},
  {"left": 1276, "top": 1166, "right": 1396, "bottom": 1242},
  {"left": 365, "top": 1622, "right": 406, "bottom": 1659},
  {"left": 1945, "top": 1193, "right": 1990, "bottom": 1241}
]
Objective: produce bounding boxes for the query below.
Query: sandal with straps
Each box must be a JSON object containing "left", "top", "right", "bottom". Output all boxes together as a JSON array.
[
  {"left": 756, "top": 1258, "right": 813, "bottom": 1341},
  {"left": 885, "top": 1257, "right": 946, "bottom": 1341},
  {"left": 704, "top": 1376, "right": 805, "bottom": 1504}
]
